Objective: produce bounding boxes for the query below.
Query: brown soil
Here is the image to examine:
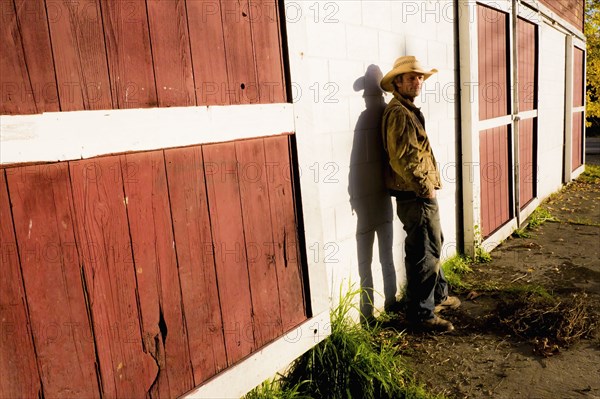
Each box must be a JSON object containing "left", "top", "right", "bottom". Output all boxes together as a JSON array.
[{"left": 397, "top": 169, "right": 600, "bottom": 399}]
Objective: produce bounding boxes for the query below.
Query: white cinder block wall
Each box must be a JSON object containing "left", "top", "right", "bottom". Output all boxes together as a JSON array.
[
  {"left": 285, "top": 0, "right": 458, "bottom": 311},
  {"left": 537, "top": 22, "right": 567, "bottom": 198}
]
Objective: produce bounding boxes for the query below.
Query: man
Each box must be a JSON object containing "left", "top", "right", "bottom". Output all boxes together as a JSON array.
[{"left": 380, "top": 56, "right": 460, "bottom": 332}]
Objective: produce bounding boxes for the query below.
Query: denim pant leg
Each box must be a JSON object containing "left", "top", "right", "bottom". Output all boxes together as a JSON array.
[{"left": 396, "top": 197, "right": 444, "bottom": 321}]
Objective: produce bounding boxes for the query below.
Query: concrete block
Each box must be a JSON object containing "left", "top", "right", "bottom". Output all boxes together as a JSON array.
[
  {"left": 378, "top": 31, "right": 406, "bottom": 64},
  {"left": 362, "top": 0, "right": 392, "bottom": 31},
  {"left": 405, "top": 35, "right": 429, "bottom": 64},
  {"left": 328, "top": 59, "right": 367, "bottom": 98},
  {"left": 427, "top": 40, "right": 448, "bottom": 71},
  {"left": 335, "top": 0, "right": 362, "bottom": 25},
  {"left": 346, "top": 24, "right": 379, "bottom": 61},
  {"left": 306, "top": 20, "right": 347, "bottom": 59},
  {"left": 313, "top": 98, "right": 351, "bottom": 134}
]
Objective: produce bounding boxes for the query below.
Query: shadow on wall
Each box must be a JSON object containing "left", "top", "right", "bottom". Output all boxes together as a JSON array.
[{"left": 348, "top": 64, "right": 396, "bottom": 320}]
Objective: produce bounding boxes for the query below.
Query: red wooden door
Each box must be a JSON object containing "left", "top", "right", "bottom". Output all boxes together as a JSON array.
[
  {"left": 572, "top": 47, "right": 585, "bottom": 171},
  {"left": 517, "top": 17, "right": 538, "bottom": 208},
  {"left": 477, "top": 4, "right": 512, "bottom": 237},
  {"left": 0, "top": 135, "right": 307, "bottom": 398}
]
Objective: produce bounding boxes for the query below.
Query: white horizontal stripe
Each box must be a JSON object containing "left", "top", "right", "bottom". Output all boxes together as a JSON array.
[
  {"left": 182, "top": 311, "right": 330, "bottom": 399},
  {"left": 478, "top": 115, "right": 512, "bottom": 131},
  {"left": 518, "top": 109, "right": 538, "bottom": 120},
  {"left": 573, "top": 106, "right": 585, "bottom": 113},
  {"left": 1, "top": 103, "right": 294, "bottom": 165}
]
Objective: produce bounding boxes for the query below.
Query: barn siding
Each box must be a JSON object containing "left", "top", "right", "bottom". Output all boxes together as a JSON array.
[
  {"left": 538, "top": 0, "right": 584, "bottom": 32},
  {"left": 1, "top": 0, "right": 286, "bottom": 114}
]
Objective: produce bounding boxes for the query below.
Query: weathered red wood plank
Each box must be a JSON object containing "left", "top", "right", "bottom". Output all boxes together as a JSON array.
[
  {"left": 13, "top": 0, "right": 60, "bottom": 112},
  {"left": 573, "top": 47, "right": 584, "bottom": 107},
  {"left": 100, "top": 0, "right": 157, "bottom": 109},
  {"left": 572, "top": 111, "right": 583, "bottom": 170},
  {"left": 46, "top": 0, "right": 113, "bottom": 111},
  {"left": 0, "top": 170, "right": 42, "bottom": 398},
  {"left": 221, "top": 0, "right": 259, "bottom": 104},
  {"left": 539, "top": 0, "right": 583, "bottom": 31},
  {"left": 163, "top": 147, "right": 227, "bottom": 385},
  {"left": 517, "top": 17, "right": 536, "bottom": 112},
  {"left": 249, "top": 0, "right": 286, "bottom": 103},
  {"left": 121, "top": 152, "right": 194, "bottom": 398},
  {"left": 480, "top": 127, "right": 511, "bottom": 238},
  {"left": 264, "top": 136, "right": 306, "bottom": 331},
  {"left": 69, "top": 157, "right": 158, "bottom": 398},
  {"left": 186, "top": 0, "right": 229, "bottom": 105},
  {"left": 235, "top": 139, "right": 283, "bottom": 347},
  {"left": 519, "top": 118, "right": 535, "bottom": 206},
  {"left": 202, "top": 142, "right": 255, "bottom": 364},
  {"left": 146, "top": 0, "right": 196, "bottom": 107},
  {"left": 477, "top": 4, "right": 488, "bottom": 121},
  {"left": 478, "top": 5, "right": 508, "bottom": 121},
  {"left": 6, "top": 163, "right": 100, "bottom": 398},
  {"left": 0, "top": 0, "right": 37, "bottom": 114},
  {"left": 479, "top": 131, "right": 490, "bottom": 236}
]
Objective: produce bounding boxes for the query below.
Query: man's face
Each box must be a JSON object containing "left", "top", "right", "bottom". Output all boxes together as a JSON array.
[{"left": 395, "top": 72, "right": 425, "bottom": 99}]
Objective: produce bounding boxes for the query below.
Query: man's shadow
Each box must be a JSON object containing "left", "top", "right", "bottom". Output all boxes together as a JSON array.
[{"left": 348, "top": 65, "right": 396, "bottom": 320}]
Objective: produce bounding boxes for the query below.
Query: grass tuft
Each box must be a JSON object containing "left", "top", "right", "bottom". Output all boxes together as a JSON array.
[
  {"left": 511, "top": 227, "right": 531, "bottom": 238},
  {"left": 579, "top": 164, "right": 600, "bottom": 183},
  {"left": 441, "top": 255, "right": 473, "bottom": 291},
  {"left": 527, "top": 208, "right": 557, "bottom": 229},
  {"left": 245, "top": 286, "right": 445, "bottom": 399},
  {"left": 475, "top": 247, "right": 492, "bottom": 263}
]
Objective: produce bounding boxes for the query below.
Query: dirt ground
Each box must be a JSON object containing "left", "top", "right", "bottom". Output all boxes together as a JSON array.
[{"left": 395, "top": 164, "right": 600, "bottom": 399}]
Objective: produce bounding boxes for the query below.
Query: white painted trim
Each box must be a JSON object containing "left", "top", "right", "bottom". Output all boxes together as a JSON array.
[
  {"left": 519, "top": 197, "right": 540, "bottom": 224},
  {"left": 510, "top": 1, "right": 521, "bottom": 224},
  {"left": 520, "top": 0, "right": 585, "bottom": 39},
  {"left": 517, "top": 109, "right": 538, "bottom": 120},
  {"left": 282, "top": 0, "right": 329, "bottom": 317},
  {"left": 481, "top": 218, "right": 519, "bottom": 252},
  {"left": 459, "top": 0, "right": 482, "bottom": 257},
  {"left": 564, "top": 36, "right": 574, "bottom": 182},
  {"left": 572, "top": 164, "right": 585, "bottom": 180},
  {"left": 478, "top": 115, "right": 512, "bottom": 131},
  {"left": 479, "top": 0, "right": 512, "bottom": 13},
  {"left": 573, "top": 106, "right": 585, "bottom": 113},
  {"left": 181, "top": 311, "right": 330, "bottom": 399},
  {"left": 516, "top": 0, "right": 541, "bottom": 24},
  {"left": 0, "top": 103, "right": 294, "bottom": 165},
  {"left": 573, "top": 37, "right": 586, "bottom": 51}
]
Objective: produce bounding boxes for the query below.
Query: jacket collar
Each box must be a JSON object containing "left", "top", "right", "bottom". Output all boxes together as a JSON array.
[{"left": 392, "top": 90, "right": 421, "bottom": 112}]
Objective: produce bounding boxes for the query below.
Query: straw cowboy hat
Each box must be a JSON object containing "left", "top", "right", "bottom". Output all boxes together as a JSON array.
[{"left": 380, "top": 56, "right": 438, "bottom": 92}]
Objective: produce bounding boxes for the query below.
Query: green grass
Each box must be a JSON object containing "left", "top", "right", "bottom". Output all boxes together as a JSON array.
[
  {"left": 475, "top": 247, "right": 492, "bottom": 263},
  {"left": 503, "top": 284, "right": 552, "bottom": 300},
  {"left": 511, "top": 227, "right": 531, "bottom": 238},
  {"left": 244, "top": 286, "right": 445, "bottom": 399},
  {"left": 441, "top": 255, "right": 473, "bottom": 291},
  {"left": 527, "top": 207, "right": 557, "bottom": 229},
  {"left": 579, "top": 163, "right": 600, "bottom": 183}
]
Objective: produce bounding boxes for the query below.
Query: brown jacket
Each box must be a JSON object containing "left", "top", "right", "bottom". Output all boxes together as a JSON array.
[{"left": 381, "top": 92, "right": 441, "bottom": 197}]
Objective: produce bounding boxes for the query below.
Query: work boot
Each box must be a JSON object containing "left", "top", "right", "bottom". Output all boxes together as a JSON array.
[
  {"left": 434, "top": 296, "right": 461, "bottom": 313},
  {"left": 417, "top": 315, "right": 455, "bottom": 332}
]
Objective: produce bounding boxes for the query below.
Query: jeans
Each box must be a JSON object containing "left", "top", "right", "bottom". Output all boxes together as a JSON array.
[{"left": 395, "top": 196, "right": 448, "bottom": 321}]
